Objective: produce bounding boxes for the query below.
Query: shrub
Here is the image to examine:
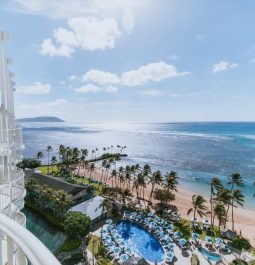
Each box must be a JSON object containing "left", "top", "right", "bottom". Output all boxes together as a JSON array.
[
  {"left": 17, "top": 158, "right": 41, "bottom": 169},
  {"left": 59, "top": 238, "right": 82, "bottom": 252},
  {"left": 230, "top": 259, "right": 248, "bottom": 265},
  {"left": 64, "top": 211, "right": 91, "bottom": 239}
]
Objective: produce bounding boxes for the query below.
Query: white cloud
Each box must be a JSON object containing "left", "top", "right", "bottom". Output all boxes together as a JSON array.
[
  {"left": 83, "top": 69, "right": 120, "bottom": 85},
  {"left": 212, "top": 61, "right": 238, "bottom": 73},
  {"left": 75, "top": 83, "right": 118, "bottom": 93},
  {"left": 121, "top": 61, "right": 190, "bottom": 86},
  {"left": 68, "top": 75, "right": 80, "bottom": 81},
  {"left": 40, "top": 39, "right": 74, "bottom": 57},
  {"left": 40, "top": 16, "right": 122, "bottom": 56},
  {"left": 17, "top": 82, "right": 51, "bottom": 94},
  {"left": 140, "top": 89, "right": 161, "bottom": 96}
]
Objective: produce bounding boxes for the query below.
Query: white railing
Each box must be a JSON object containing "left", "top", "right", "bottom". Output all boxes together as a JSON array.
[
  {"left": 0, "top": 212, "right": 61, "bottom": 265},
  {"left": 0, "top": 127, "right": 23, "bottom": 150}
]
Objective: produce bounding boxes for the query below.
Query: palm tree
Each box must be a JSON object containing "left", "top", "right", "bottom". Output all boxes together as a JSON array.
[
  {"left": 164, "top": 171, "right": 178, "bottom": 192},
  {"left": 231, "top": 189, "right": 245, "bottom": 230},
  {"left": 154, "top": 188, "right": 175, "bottom": 209},
  {"left": 227, "top": 173, "right": 244, "bottom": 214},
  {"left": 46, "top": 145, "right": 53, "bottom": 174},
  {"left": 51, "top": 156, "right": 58, "bottom": 174},
  {"left": 110, "top": 169, "right": 117, "bottom": 188},
  {"left": 187, "top": 195, "right": 208, "bottom": 229},
  {"left": 208, "top": 177, "right": 222, "bottom": 228},
  {"left": 89, "top": 163, "right": 95, "bottom": 181},
  {"left": 96, "top": 198, "right": 112, "bottom": 236},
  {"left": 149, "top": 170, "right": 162, "bottom": 202},
  {"left": 253, "top": 181, "right": 255, "bottom": 197},
  {"left": 36, "top": 151, "right": 44, "bottom": 162},
  {"left": 214, "top": 203, "right": 227, "bottom": 232}
]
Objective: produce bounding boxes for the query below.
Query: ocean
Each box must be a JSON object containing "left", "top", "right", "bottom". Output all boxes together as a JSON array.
[{"left": 21, "top": 122, "right": 255, "bottom": 210}]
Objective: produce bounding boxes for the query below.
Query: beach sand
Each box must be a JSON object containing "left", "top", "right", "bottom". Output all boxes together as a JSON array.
[{"left": 78, "top": 166, "right": 255, "bottom": 246}]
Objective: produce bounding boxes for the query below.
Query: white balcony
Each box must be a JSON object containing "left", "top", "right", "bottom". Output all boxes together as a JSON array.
[
  {"left": 0, "top": 126, "right": 23, "bottom": 153},
  {"left": 0, "top": 212, "right": 61, "bottom": 265}
]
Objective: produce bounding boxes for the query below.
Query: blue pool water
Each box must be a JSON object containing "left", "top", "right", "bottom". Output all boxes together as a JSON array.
[
  {"left": 116, "top": 220, "right": 164, "bottom": 263},
  {"left": 198, "top": 247, "right": 222, "bottom": 262}
]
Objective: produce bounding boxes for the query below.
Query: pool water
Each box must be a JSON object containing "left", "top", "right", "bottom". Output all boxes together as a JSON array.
[
  {"left": 198, "top": 247, "right": 222, "bottom": 262},
  {"left": 116, "top": 220, "right": 164, "bottom": 263}
]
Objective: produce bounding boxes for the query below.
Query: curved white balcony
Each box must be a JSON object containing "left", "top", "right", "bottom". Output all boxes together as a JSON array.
[
  {"left": 0, "top": 212, "right": 61, "bottom": 265},
  {"left": 0, "top": 126, "right": 24, "bottom": 153}
]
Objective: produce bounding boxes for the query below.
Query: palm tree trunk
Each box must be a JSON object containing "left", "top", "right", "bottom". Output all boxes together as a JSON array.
[{"left": 231, "top": 201, "right": 234, "bottom": 230}]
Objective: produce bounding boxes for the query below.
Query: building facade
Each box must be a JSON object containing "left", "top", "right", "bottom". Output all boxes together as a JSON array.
[{"left": 0, "top": 30, "right": 60, "bottom": 265}]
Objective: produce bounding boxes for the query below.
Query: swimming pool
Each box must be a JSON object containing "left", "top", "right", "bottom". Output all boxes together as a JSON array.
[
  {"left": 198, "top": 247, "right": 222, "bottom": 262},
  {"left": 116, "top": 220, "right": 164, "bottom": 263}
]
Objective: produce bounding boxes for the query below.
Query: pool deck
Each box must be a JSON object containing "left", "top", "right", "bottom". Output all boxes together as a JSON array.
[{"left": 90, "top": 224, "right": 238, "bottom": 265}]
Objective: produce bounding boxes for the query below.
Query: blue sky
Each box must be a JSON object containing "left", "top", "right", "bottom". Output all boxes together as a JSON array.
[{"left": 1, "top": 0, "right": 255, "bottom": 122}]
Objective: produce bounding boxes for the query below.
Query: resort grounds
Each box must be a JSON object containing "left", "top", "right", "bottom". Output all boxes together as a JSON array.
[{"left": 79, "top": 166, "right": 255, "bottom": 246}]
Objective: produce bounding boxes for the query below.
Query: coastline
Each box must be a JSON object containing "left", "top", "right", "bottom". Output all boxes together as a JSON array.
[{"left": 84, "top": 166, "right": 255, "bottom": 246}]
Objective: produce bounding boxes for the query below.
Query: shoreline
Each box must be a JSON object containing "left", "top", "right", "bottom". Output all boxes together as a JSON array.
[{"left": 80, "top": 165, "right": 255, "bottom": 246}]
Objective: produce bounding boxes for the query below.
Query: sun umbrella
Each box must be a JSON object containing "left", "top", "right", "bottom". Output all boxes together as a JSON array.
[
  {"left": 119, "top": 254, "right": 129, "bottom": 263},
  {"left": 192, "top": 232, "right": 199, "bottom": 239},
  {"left": 164, "top": 235, "right": 172, "bottom": 243},
  {"left": 215, "top": 238, "right": 223, "bottom": 244},
  {"left": 174, "top": 231, "right": 181, "bottom": 238},
  {"left": 166, "top": 251, "right": 175, "bottom": 262},
  {"left": 124, "top": 247, "right": 132, "bottom": 255},
  {"left": 166, "top": 243, "right": 175, "bottom": 250},
  {"left": 205, "top": 236, "right": 213, "bottom": 243},
  {"left": 114, "top": 247, "right": 121, "bottom": 254},
  {"left": 160, "top": 231, "right": 166, "bottom": 237},
  {"left": 179, "top": 238, "right": 187, "bottom": 246},
  {"left": 108, "top": 242, "right": 116, "bottom": 248},
  {"left": 106, "top": 219, "right": 113, "bottom": 224},
  {"left": 167, "top": 225, "right": 174, "bottom": 231},
  {"left": 119, "top": 240, "right": 126, "bottom": 248},
  {"left": 148, "top": 213, "right": 154, "bottom": 217},
  {"left": 107, "top": 225, "right": 113, "bottom": 230}
]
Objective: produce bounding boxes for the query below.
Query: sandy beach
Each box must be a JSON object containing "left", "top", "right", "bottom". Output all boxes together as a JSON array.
[{"left": 79, "top": 165, "right": 255, "bottom": 246}]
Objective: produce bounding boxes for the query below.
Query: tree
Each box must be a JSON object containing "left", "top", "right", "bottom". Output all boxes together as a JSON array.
[
  {"left": 164, "top": 171, "right": 179, "bottom": 192},
  {"left": 187, "top": 195, "right": 208, "bottom": 229},
  {"left": 36, "top": 151, "right": 44, "bottom": 162},
  {"left": 231, "top": 189, "right": 245, "bottom": 230},
  {"left": 88, "top": 163, "right": 95, "bottom": 181},
  {"left": 46, "top": 145, "right": 53, "bottom": 174},
  {"left": 214, "top": 203, "right": 227, "bottom": 232},
  {"left": 149, "top": 170, "right": 162, "bottom": 201},
  {"left": 209, "top": 177, "right": 222, "bottom": 228},
  {"left": 17, "top": 158, "right": 41, "bottom": 169},
  {"left": 154, "top": 188, "right": 175, "bottom": 209},
  {"left": 51, "top": 156, "right": 58, "bottom": 174},
  {"left": 64, "top": 211, "right": 91, "bottom": 239}
]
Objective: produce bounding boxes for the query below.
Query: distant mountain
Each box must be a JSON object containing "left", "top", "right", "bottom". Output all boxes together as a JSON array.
[{"left": 16, "top": 116, "right": 65, "bottom": 122}]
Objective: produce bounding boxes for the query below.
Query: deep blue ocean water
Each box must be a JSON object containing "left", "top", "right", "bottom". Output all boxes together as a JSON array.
[{"left": 21, "top": 122, "right": 255, "bottom": 210}]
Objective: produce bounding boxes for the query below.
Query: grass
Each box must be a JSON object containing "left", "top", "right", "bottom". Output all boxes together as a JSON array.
[
  {"left": 38, "top": 165, "right": 60, "bottom": 175},
  {"left": 59, "top": 238, "right": 82, "bottom": 252}
]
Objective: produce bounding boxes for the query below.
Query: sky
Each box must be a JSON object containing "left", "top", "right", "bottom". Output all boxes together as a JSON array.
[{"left": 1, "top": 0, "right": 255, "bottom": 122}]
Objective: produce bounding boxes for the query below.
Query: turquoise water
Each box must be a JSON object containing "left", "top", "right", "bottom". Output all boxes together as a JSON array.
[
  {"left": 23, "top": 208, "right": 66, "bottom": 252},
  {"left": 116, "top": 220, "right": 164, "bottom": 262},
  {"left": 21, "top": 122, "right": 255, "bottom": 210},
  {"left": 198, "top": 247, "right": 222, "bottom": 262}
]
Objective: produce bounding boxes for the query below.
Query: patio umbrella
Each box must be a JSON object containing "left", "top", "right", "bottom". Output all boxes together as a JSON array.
[
  {"left": 191, "top": 232, "right": 199, "bottom": 240},
  {"left": 179, "top": 238, "right": 187, "bottom": 246},
  {"left": 106, "top": 219, "right": 113, "bottom": 224},
  {"left": 167, "top": 225, "right": 174, "bottom": 231},
  {"left": 215, "top": 238, "right": 223, "bottom": 245},
  {"left": 119, "top": 254, "right": 129, "bottom": 263},
  {"left": 114, "top": 247, "right": 121, "bottom": 254},
  {"left": 148, "top": 213, "right": 154, "bottom": 217},
  {"left": 205, "top": 236, "right": 213, "bottom": 243},
  {"left": 119, "top": 240, "right": 126, "bottom": 248},
  {"left": 166, "top": 251, "right": 175, "bottom": 262},
  {"left": 160, "top": 231, "right": 166, "bottom": 237},
  {"left": 107, "top": 225, "right": 113, "bottom": 230},
  {"left": 124, "top": 247, "right": 132, "bottom": 255},
  {"left": 166, "top": 243, "right": 175, "bottom": 250},
  {"left": 108, "top": 242, "right": 116, "bottom": 248},
  {"left": 164, "top": 235, "right": 172, "bottom": 243},
  {"left": 174, "top": 231, "right": 181, "bottom": 238}
]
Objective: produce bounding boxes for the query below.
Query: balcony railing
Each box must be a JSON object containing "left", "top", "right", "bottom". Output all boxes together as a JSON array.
[
  {"left": 0, "top": 212, "right": 61, "bottom": 265},
  {"left": 0, "top": 126, "right": 23, "bottom": 150}
]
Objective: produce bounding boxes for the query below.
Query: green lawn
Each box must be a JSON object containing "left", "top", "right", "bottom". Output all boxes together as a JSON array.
[
  {"left": 59, "top": 238, "right": 82, "bottom": 252},
  {"left": 38, "top": 165, "right": 60, "bottom": 175}
]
